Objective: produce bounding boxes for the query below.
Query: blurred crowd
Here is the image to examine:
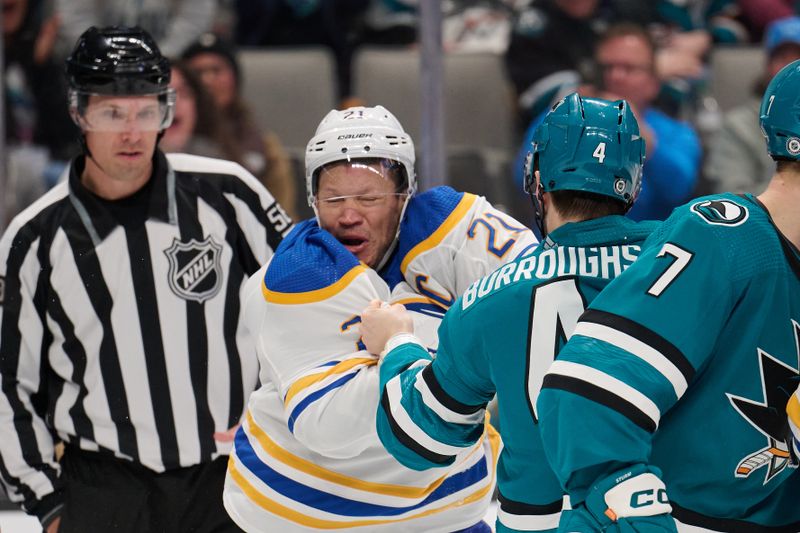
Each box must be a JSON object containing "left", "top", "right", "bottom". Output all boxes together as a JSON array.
[{"left": 6, "top": 0, "right": 800, "bottom": 225}]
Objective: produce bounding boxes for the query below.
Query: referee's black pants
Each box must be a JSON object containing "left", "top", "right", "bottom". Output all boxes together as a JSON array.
[{"left": 59, "top": 447, "right": 242, "bottom": 532}]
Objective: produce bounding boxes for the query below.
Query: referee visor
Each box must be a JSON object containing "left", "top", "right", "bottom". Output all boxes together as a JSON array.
[{"left": 69, "top": 88, "right": 176, "bottom": 132}]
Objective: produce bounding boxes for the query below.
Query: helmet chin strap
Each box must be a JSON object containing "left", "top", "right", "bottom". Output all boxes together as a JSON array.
[
  {"left": 78, "top": 133, "right": 112, "bottom": 181},
  {"left": 530, "top": 183, "right": 547, "bottom": 238},
  {"left": 375, "top": 192, "right": 412, "bottom": 272}
]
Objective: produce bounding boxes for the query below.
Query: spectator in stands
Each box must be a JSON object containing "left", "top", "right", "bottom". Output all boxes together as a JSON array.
[
  {"left": 358, "top": 0, "right": 417, "bottom": 46},
  {"left": 4, "top": 0, "right": 77, "bottom": 220},
  {"left": 656, "top": 0, "right": 749, "bottom": 43},
  {"left": 359, "top": 0, "right": 518, "bottom": 54},
  {"left": 705, "top": 16, "right": 800, "bottom": 194},
  {"left": 514, "top": 22, "right": 702, "bottom": 221},
  {"left": 738, "top": 0, "right": 798, "bottom": 41},
  {"left": 54, "top": 0, "right": 216, "bottom": 58},
  {"left": 505, "top": 0, "right": 717, "bottom": 126},
  {"left": 505, "top": 0, "right": 605, "bottom": 125},
  {"left": 232, "top": 0, "right": 369, "bottom": 100},
  {"left": 160, "top": 62, "right": 243, "bottom": 162},
  {"left": 182, "top": 33, "right": 298, "bottom": 218}
]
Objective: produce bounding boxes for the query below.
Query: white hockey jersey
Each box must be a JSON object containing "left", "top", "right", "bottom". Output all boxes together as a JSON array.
[{"left": 223, "top": 187, "right": 537, "bottom": 531}]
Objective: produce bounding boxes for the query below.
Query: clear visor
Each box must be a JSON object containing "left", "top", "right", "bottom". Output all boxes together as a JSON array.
[
  {"left": 313, "top": 158, "right": 406, "bottom": 197},
  {"left": 69, "top": 89, "right": 176, "bottom": 132}
]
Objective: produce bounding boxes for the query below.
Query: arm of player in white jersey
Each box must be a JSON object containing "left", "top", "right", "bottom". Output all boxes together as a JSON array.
[
  {"left": 255, "top": 265, "right": 396, "bottom": 459},
  {"left": 279, "top": 283, "right": 445, "bottom": 460}
]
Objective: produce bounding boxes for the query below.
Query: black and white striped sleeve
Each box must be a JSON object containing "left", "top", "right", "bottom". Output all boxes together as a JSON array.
[{"left": 0, "top": 216, "right": 64, "bottom": 523}]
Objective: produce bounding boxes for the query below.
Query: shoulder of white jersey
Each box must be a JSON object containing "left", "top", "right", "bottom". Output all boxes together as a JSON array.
[
  {"left": 166, "top": 152, "right": 266, "bottom": 192},
  {"left": 395, "top": 186, "right": 478, "bottom": 269},
  {"left": 262, "top": 219, "right": 365, "bottom": 303}
]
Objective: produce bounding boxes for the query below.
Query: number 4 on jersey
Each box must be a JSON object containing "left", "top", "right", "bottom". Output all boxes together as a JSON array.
[
  {"left": 593, "top": 142, "right": 607, "bottom": 163},
  {"left": 525, "top": 278, "right": 586, "bottom": 422}
]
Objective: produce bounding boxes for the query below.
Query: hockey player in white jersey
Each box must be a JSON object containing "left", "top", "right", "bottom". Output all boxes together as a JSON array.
[{"left": 222, "top": 105, "right": 538, "bottom": 531}]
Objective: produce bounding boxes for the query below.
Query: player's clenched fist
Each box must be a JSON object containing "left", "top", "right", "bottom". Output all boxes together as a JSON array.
[{"left": 359, "top": 300, "right": 414, "bottom": 357}]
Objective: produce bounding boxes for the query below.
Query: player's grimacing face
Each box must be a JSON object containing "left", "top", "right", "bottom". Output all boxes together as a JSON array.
[{"left": 315, "top": 161, "right": 405, "bottom": 268}]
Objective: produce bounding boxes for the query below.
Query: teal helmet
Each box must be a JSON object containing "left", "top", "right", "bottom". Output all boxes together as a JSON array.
[
  {"left": 760, "top": 59, "right": 800, "bottom": 160},
  {"left": 524, "top": 93, "right": 645, "bottom": 234}
]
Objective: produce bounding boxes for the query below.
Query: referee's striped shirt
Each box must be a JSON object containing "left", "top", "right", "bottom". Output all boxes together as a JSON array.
[{"left": 0, "top": 151, "right": 293, "bottom": 520}]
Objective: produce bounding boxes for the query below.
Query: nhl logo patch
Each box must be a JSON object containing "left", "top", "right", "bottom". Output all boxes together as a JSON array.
[
  {"left": 690, "top": 199, "right": 749, "bottom": 226},
  {"left": 614, "top": 177, "right": 627, "bottom": 195},
  {"left": 164, "top": 236, "right": 223, "bottom": 303},
  {"left": 787, "top": 137, "right": 800, "bottom": 155}
]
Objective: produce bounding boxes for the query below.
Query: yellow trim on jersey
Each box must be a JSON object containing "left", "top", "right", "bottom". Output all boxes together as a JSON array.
[
  {"left": 787, "top": 392, "right": 800, "bottom": 426},
  {"left": 400, "top": 193, "right": 477, "bottom": 275},
  {"left": 244, "top": 410, "right": 453, "bottom": 498},
  {"left": 284, "top": 357, "right": 377, "bottom": 407},
  {"left": 391, "top": 296, "right": 446, "bottom": 309},
  {"left": 228, "top": 458, "right": 494, "bottom": 529},
  {"left": 262, "top": 264, "right": 368, "bottom": 304},
  {"left": 485, "top": 416, "right": 501, "bottom": 468}
]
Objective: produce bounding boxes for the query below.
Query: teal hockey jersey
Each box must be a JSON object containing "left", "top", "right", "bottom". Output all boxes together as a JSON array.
[
  {"left": 538, "top": 193, "right": 800, "bottom": 532},
  {"left": 376, "top": 215, "right": 657, "bottom": 533}
]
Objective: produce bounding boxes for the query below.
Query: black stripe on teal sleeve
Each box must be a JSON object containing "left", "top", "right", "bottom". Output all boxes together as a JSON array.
[
  {"left": 541, "top": 374, "right": 657, "bottom": 433},
  {"left": 498, "top": 491, "right": 563, "bottom": 515},
  {"left": 421, "top": 365, "right": 485, "bottom": 415},
  {"left": 580, "top": 309, "right": 695, "bottom": 383},
  {"left": 379, "top": 388, "right": 456, "bottom": 465}
]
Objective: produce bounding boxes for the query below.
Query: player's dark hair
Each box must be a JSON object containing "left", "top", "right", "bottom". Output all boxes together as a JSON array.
[
  {"left": 775, "top": 159, "right": 800, "bottom": 172},
  {"left": 549, "top": 190, "right": 628, "bottom": 220}
]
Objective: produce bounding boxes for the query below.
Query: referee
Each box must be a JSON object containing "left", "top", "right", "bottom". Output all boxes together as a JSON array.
[{"left": 0, "top": 26, "right": 292, "bottom": 532}]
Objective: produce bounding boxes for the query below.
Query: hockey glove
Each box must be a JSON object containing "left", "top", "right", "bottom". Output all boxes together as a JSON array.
[{"left": 559, "top": 464, "right": 677, "bottom": 533}]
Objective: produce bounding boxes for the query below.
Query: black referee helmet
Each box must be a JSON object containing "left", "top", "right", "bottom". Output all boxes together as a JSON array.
[
  {"left": 66, "top": 26, "right": 171, "bottom": 95},
  {"left": 65, "top": 26, "right": 176, "bottom": 134}
]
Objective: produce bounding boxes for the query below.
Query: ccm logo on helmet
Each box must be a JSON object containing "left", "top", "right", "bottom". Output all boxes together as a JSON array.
[
  {"left": 338, "top": 133, "right": 373, "bottom": 140},
  {"left": 630, "top": 488, "right": 669, "bottom": 509}
]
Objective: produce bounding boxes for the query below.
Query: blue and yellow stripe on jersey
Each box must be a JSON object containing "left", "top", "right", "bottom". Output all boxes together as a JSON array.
[
  {"left": 228, "top": 411, "right": 499, "bottom": 529},
  {"left": 263, "top": 219, "right": 365, "bottom": 302},
  {"left": 283, "top": 357, "right": 377, "bottom": 433},
  {"left": 392, "top": 296, "right": 448, "bottom": 319}
]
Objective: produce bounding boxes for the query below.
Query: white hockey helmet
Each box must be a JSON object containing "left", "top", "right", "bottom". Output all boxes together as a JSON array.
[{"left": 305, "top": 105, "right": 417, "bottom": 206}]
